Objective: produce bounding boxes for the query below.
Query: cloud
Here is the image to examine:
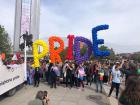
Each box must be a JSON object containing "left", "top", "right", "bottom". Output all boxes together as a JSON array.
[
  {"left": 41, "top": 0, "right": 140, "bottom": 44},
  {"left": 40, "top": 0, "right": 140, "bottom": 53},
  {"left": 0, "top": 0, "right": 140, "bottom": 53},
  {"left": 0, "top": 0, "right": 15, "bottom": 42}
]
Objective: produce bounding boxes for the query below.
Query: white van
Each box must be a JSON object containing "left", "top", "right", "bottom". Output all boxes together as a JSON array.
[{"left": 0, "top": 58, "right": 26, "bottom": 96}]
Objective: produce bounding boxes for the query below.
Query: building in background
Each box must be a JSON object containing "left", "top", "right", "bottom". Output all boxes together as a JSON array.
[{"left": 13, "top": 0, "right": 40, "bottom": 52}]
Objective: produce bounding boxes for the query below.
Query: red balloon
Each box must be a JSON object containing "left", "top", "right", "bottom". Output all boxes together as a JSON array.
[{"left": 66, "top": 35, "right": 74, "bottom": 60}]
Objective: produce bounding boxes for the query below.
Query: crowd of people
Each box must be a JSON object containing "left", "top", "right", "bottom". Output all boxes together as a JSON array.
[
  {"left": 26, "top": 60, "right": 106, "bottom": 91},
  {"left": 25, "top": 58, "right": 140, "bottom": 105},
  {"left": 2, "top": 53, "right": 140, "bottom": 105},
  {"left": 26, "top": 58, "right": 139, "bottom": 92}
]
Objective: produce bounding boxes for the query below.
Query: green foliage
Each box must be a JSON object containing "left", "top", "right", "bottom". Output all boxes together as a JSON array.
[
  {"left": 99, "top": 45, "right": 109, "bottom": 51},
  {"left": 0, "top": 25, "right": 12, "bottom": 55},
  {"left": 98, "top": 45, "right": 116, "bottom": 60},
  {"left": 131, "top": 54, "right": 140, "bottom": 63},
  {"left": 80, "top": 46, "right": 87, "bottom": 56},
  {"left": 60, "top": 47, "right": 68, "bottom": 61}
]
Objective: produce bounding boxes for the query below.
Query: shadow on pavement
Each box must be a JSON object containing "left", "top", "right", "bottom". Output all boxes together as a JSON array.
[{"left": 87, "top": 95, "right": 109, "bottom": 105}]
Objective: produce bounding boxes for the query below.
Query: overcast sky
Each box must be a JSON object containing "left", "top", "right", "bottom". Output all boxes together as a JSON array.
[{"left": 0, "top": 0, "right": 140, "bottom": 53}]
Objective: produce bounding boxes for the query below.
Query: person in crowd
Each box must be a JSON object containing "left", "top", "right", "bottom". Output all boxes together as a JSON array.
[
  {"left": 122, "top": 60, "right": 129, "bottom": 76},
  {"left": 125, "top": 62, "right": 137, "bottom": 83},
  {"left": 27, "top": 66, "right": 34, "bottom": 85},
  {"left": 85, "top": 63, "right": 93, "bottom": 85},
  {"left": 73, "top": 63, "right": 79, "bottom": 87},
  {"left": 41, "top": 62, "right": 47, "bottom": 81},
  {"left": 121, "top": 60, "right": 129, "bottom": 85},
  {"left": 77, "top": 64, "right": 86, "bottom": 91},
  {"left": 28, "top": 91, "right": 51, "bottom": 105},
  {"left": 62, "top": 61, "right": 68, "bottom": 82},
  {"left": 57, "top": 62, "right": 63, "bottom": 84},
  {"left": 119, "top": 76, "right": 140, "bottom": 105},
  {"left": 84, "top": 63, "right": 89, "bottom": 85},
  {"left": 39, "top": 62, "right": 43, "bottom": 80},
  {"left": 94, "top": 62, "right": 104, "bottom": 93},
  {"left": 50, "top": 63, "right": 57, "bottom": 88},
  {"left": 88, "top": 61, "right": 96, "bottom": 86},
  {"left": 30, "top": 67, "right": 34, "bottom": 85},
  {"left": 34, "top": 67, "right": 40, "bottom": 87},
  {"left": 108, "top": 62, "right": 123, "bottom": 99},
  {"left": 53, "top": 63, "right": 60, "bottom": 86},
  {"left": 65, "top": 62, "right": 73, "bottom": 88},
  {"left": 103, "top": 63, "right": 110, "bottom": 84},
  {"left": 47, "top": 63, "right": 53, "bottom": 84},
  {"left": 27, "top": 62, "right": 31, "bottom": 85},
  {"left": 71, "top": 63, "right": 76, "bottom": 87},
  {"left": 44, "top": 62, "right": 49, "bottom": 82}
]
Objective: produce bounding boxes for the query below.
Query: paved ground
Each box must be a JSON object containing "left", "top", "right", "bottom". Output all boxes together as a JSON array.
[
  {"left": 0, "top": 82, "right": 109, "bottom": 105},
  {"left": 103, "top": 84, "right": 118, "bottom": 105},
  {"left": 103, "top": 82, "right": 125, "bottom": 105}
]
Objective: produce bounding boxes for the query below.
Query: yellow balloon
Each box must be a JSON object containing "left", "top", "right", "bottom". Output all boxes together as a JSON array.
[{"left": 33, "top": 40, "right": 49, "bottom": 68}]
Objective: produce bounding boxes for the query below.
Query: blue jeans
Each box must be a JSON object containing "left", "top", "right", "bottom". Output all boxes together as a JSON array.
[
  {"left": 95, "top": 79, "right": 103, "bottom": 92},
  {"left": 27, "top": 76, "right": 33, "bottom": 85}
]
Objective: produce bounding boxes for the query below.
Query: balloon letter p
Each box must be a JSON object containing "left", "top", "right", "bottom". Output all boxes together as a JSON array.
[{"left": 33, "top": 40, "right": 49, "bottom": 68}]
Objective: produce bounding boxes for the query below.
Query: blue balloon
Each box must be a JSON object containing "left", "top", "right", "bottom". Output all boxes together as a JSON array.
[{"left": 92, "top": 24, "right": 110, "bottom": 57}]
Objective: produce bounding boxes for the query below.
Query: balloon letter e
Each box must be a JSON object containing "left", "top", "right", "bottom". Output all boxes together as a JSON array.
[{"left": 92, "top": 25, "right": 110, "bottom": 57}]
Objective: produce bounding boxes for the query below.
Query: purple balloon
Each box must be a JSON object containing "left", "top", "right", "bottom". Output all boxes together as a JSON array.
[{"left": 74, "top": 36, "right": 93, "bottom": 64}]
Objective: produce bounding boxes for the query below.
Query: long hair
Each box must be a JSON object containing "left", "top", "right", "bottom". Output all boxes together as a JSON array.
[
  {"left": 43, "top": 91, "right": 48, "bottom": 97},
  {"left": 120, "top": 76, "right": 140, "bottom": 103},
  {"left": 36, "top": 91, "right": 44, "bottom": 100}
]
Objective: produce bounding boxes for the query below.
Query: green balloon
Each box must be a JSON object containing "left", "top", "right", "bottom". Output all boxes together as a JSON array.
[{"left": 138, "top": 69, "right": 140, "bottom": 74}]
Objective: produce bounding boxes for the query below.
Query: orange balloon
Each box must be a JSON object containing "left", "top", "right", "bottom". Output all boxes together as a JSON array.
[
  {"left": 1, "top": 53, "right": 5, "bottom": 60},
  {"left": 49, "top": 36, "right": 64, "bottom": 63}
]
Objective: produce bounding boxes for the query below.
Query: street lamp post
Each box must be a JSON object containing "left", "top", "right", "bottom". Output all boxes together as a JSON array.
[
  {"left": 24, "top": 39, "right": 27, "bottom": 81},
  {"left": 20, "top": 31, "right": 33, "bottom": 81}
]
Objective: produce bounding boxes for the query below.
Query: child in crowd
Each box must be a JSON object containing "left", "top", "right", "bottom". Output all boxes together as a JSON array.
[{"left": 77, "top": 64, "right": 86, "bottom": 91}]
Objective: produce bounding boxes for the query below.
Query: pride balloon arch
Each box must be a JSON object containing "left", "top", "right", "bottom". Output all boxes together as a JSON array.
[{"left": 33, "top": 24, "right": 110, "bottom": 68}]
